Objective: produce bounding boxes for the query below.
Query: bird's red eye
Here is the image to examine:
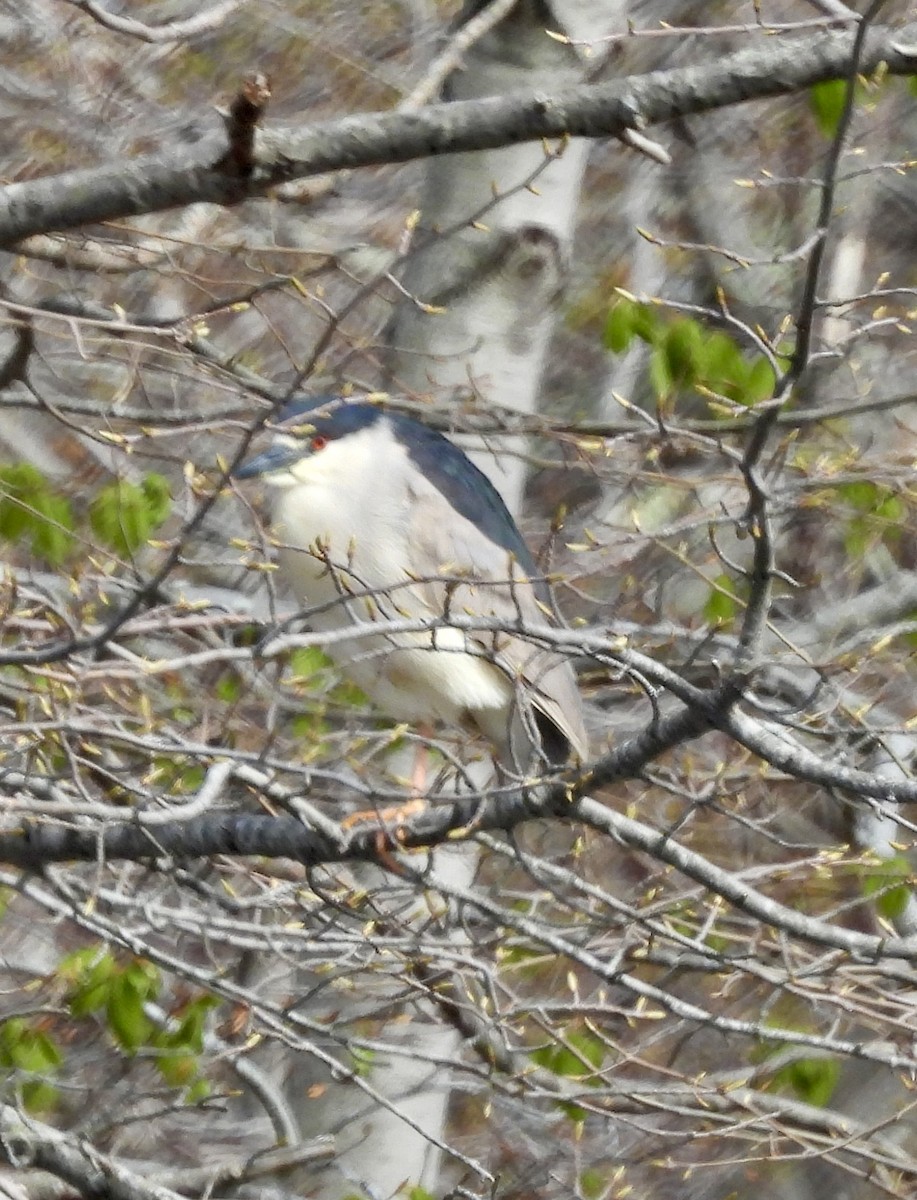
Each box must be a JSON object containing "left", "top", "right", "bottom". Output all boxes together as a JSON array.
[{"left": 311, "top": 434, "right": 328, "bottom": 453}]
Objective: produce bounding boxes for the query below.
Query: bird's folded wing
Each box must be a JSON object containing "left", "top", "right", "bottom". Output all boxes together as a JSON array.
[{"left": 407, "top": 484, "right": 588, "bottom": 763}]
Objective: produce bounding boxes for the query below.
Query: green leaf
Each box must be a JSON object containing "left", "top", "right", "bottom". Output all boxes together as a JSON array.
[
  {"left": 810, "top": 79, "right": 847, "bottom": 138},
  {"left": 215, "top": 673, "right": 242, "bottom": 702},
  {"left": 70, "top": 981, "right": 112, "bottom": 1017},
  {"left": 332, "top": 679, "right": 369, "bottom": 709},
  {"left": 21, "top": 1079, "right": 59, "bottom": 1113},
  {"left": 838, "top": 482, "right": 905, "bottom": 557},
  {"left": 661, "top": 318, "right": 704, "bottom": 387},
  {"left": 877, "top": 883, "right": 910, "bottom": 921},
  {"left": 158, "top": 995, "right": 218, "bottom": 1053},
  {"left": 578, "top": 1169, "right": 607, "bottom": 1200},
  {"left": 704, "top": 332, "right": 756, "bottom": 405},
  {"left": 185, "top": 1078, "right": 212, "bottom": 1103},
  {"left": 29, "top": 491, "right": 75, "bottom": 564},
  {"left": 876, "top": 492, "right": 905, "bottom": 525},
  {"left": 0, "top": 1017, "right": 29, "bottom": 1060},
  {"left": 0, "top": 1018, "right": 62, "bottom": 1113},
  {"left": 290, "top": 713, "right": 330, "bottom": 743},
  {"left": 603, "top": 301, "right": 636, "bottom": 353},
  {"left": 704, "top": 573, "right": 739, "bottom": 627},
  {"left": 530, "top": 1030, "right": 604, "bottom": 1080},
  {"left": 66, "top": 949, "right": 118, "bottom": 1017},
  {"left": 0, "top": 463, "right": 75, "bottom": 563},
  {"left": 350, "top": 1045, "right": 376, "bottom": 1077},
  {"left": 88, "top": 475, "right": 170, "bottom": 558},
  {"left": 90, "top": 479, "right": 152, "bottom": 556},
  {"left": 156, "top": 1051, "right": 199, "bottom": 1087},
  {"left": 289, "top": 645, "right": 335, "bottom": 681},
  {"left": 648, "top": 345, "right": 673, "bottom": 400},
  {"left": 124, "top": 959, "right": 161, "bottom": 997},
  {"left": 0, "top": 1020, "right": 63, "bottom": 1071},
  {"left": 629, "top": 302, "right": 658, "bottom": 343},
  {"left": 838, "top": 480, "right": 879, "bottom": 511},
  {"left": 106, "top": 965, "right": 158, "bottom": 1052},
  {"left": 557, "top": 1100, "right": 588, "bottom": 1124},
  {"left": 29, "top": 1029, "right": 63, "bottom": 1070},
  {"left": 567, "top": 1030, "right": 604, "bottom": 1071},
  {"left": 141, "top": 473, "right": 172, "bottom": 526},
  {"left": 861, "top": 854, "right": 912, "bottom": 920},
  {"left": 177, "top": 763, "right": 205, "bottom": 793},
  {"left": 0, "top": 463, "right": 41, "bottom": 540},
  {"left": 774, "top": 1056, "right": 839, "bottom": 1108},
  {"left": 603, "top": 297, "right": 657, "bottom": 354},
  {"left": 744, "top": 357, "right": 777, "bottom": 405},
  {"left": 59, "top": 946, "right": 113, "bottom": 984},
  {"left": 843, "top": 516, "right": 869, "bottom": 559}
]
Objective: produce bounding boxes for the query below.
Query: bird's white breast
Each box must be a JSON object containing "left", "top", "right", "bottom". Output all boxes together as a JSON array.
[{"left": 267, "top": 422, "right": 511, "bottom": 732}]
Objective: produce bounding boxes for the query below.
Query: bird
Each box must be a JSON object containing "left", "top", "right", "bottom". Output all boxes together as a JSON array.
[{"left": 233, "top": 397, "right": 588, "bottom": 786}]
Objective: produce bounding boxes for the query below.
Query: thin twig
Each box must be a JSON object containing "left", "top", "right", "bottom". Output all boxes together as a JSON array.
[{"left": 62, "top": 0, "right": 243, "bottom": 44}]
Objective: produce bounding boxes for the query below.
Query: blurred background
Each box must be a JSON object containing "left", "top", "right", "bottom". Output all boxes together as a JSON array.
[{"left": 2, "top": 3, "right": 917, "bottom": 1199}]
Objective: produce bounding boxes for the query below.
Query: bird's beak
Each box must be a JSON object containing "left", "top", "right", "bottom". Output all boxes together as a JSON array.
[{"left": 232, "top": 439, "right": 302, "bottom": 480}]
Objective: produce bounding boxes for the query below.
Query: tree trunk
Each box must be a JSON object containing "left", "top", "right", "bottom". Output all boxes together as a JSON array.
[{"left": 297, "top": 4, "right": 629, "bottom": 1195}]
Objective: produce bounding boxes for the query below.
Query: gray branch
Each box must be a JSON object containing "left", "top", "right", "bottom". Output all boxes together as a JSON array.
[
  {"left": 0, "top": 1105, "right": 184, "bottom": 1200},
  {"left": 0, "top": 24, "right": 915, "bottom": 246}
]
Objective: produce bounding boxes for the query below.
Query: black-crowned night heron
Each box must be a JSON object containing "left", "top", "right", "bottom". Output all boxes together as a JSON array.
[{"left": 234, "top": 398, "right": 588, "bottom": 782}]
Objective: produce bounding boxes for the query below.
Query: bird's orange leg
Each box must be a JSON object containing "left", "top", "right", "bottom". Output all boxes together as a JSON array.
[{"left": 341, "top": 726, "right": 432, "bottom": 852}]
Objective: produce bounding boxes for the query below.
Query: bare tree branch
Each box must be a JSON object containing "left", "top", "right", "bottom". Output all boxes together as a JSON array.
[
  {"left": 61, "top": 0, "right": 245, "bottom": 44},
  {"left": 0, "top": 23, "right": 915, "bottom": 247},
  {"left": 0, "top": 1105, "right": 186, "bottom": 1200}
]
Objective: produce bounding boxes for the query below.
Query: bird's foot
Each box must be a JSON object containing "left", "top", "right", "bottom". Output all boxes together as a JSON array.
[{"left": 342, "top": 798, "right": 427, "bottom": 864}]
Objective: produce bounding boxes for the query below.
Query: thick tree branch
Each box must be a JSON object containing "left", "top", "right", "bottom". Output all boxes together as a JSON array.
[
  {"left": 0, "top": 694, "right": 707, "bottom": 872},
  {"left": 61, "top": 0, "right": 243, "bottom": 43},
  {"left": 7, "top": 687, "right": 917, "bottom": 962},
  {"left": 0, "top": 23, "right": 914, "bottom": 247},
  {"left": 0, "top": 1104, "right": 184, "bottom": 1200}
]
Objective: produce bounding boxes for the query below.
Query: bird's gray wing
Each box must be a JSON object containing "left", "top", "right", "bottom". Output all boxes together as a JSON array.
[{"left": 406, "top": 480, "right": 588, "bottom": 766}]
